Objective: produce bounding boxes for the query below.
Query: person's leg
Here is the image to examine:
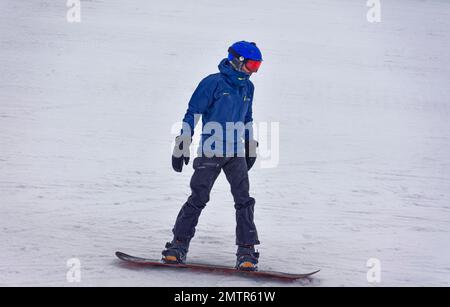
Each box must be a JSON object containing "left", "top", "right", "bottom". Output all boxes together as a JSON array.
[
  {"left": 222, "top": 157, "right": 260, "bottom": 269},
  {"left": 222, "top": 157, "right": 260, "bottom": 247},
  {"left": 172, "top": 157, "right": 222, "bottom": 241}
]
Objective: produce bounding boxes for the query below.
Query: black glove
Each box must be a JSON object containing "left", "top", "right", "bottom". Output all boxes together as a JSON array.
[
  {"left": 172, "top": 135, "right": 191, "bottom": 172},
  {"left": 245, "top": 139, "right": 258, "bottom": 171}
]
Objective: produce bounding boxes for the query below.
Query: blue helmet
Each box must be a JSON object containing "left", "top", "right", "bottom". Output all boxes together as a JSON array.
[
  {"left": 228, "top": 41, "right": 263, "bottom": 62},
  {"left": 228, "top": 41, "right": 263, "bottom": 73}
]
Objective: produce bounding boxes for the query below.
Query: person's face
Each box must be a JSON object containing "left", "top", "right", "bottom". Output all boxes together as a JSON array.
[
  {"left": 242, "top": 64, "right": 253, "bottom": 75},
  {"left": 242, "top": 59, "right": 262, "bottom": 75}
]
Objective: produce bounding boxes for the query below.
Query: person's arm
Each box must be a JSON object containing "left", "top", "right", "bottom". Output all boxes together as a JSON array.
[
  {"left": 244, "top": 83, "right": 258, "bottom": 171},
  {"left": 181, "top": 76, "right": 216, "bottom": 136},
  {"left": 172, "top": 76, "right": 216, "bottom": 172},
  {"left": 244, "top": 82, "right": 255, "bottom": 141}
]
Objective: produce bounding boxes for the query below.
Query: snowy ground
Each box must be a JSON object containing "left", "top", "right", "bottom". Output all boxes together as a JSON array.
[{"left": 1, "top": 0, "right": 450, "bottom": 287}]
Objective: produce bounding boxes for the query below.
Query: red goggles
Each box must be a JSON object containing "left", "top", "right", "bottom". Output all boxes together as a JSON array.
[{"left": 245, "top": 59, "right": 262, "bottom": 73}]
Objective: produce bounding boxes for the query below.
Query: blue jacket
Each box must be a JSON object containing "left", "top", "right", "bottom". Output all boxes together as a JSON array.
[{"left": 182, "top": 58, "right": 254, "bottom": 156}]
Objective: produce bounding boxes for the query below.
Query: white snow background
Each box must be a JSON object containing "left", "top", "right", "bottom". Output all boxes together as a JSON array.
[{"left": 1, "top": 0, "right": 450, "bottom": 286}]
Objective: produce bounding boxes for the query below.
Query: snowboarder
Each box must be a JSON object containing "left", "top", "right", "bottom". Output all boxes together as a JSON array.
[{"left": 162, "top": 41, "right": 263, "bottom": 271}]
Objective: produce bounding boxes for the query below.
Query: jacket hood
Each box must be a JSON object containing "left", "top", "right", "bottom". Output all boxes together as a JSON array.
[{"left": 218, "top": 58, "right": 250, "bottom": 88}]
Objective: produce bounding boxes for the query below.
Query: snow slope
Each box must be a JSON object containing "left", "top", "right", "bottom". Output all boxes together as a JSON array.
[{"left": 1, "top": 0, "right": 449, "bottom": 286}]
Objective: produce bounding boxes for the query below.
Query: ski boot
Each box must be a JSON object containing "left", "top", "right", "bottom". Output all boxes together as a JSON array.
[
  {"left": 161, "top": 239, "right": 189, "bottom": 264},
  {"left": 236, "top": 245, "right": 259, "bottom": 271}
]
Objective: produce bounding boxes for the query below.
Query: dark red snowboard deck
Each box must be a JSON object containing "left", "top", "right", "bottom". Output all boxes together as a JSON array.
[{"left": 116, "top": 251, "right": 319, "bottom": 282}]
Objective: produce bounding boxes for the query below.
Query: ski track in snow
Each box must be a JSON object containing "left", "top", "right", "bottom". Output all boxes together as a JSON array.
[{"left": 1, "top": 0, "right": 450, "bottom": 286}]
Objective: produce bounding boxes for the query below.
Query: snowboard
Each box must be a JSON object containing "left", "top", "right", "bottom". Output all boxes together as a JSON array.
[{"left": 115, "top": 251, "right": 319, "bottom": 282}]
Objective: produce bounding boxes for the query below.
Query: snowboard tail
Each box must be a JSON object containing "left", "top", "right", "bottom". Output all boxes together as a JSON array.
[{"left": 115, "top": 251, "right": 319, "bottom": 282}]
